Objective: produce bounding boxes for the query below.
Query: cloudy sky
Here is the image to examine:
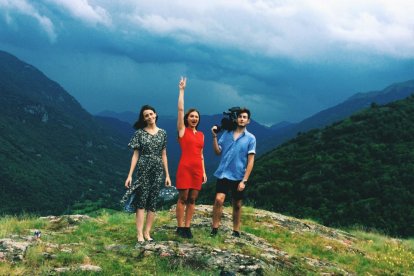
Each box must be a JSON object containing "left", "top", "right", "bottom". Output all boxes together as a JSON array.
[{"left": 1, "top": 0, "right": 414, "bottom": 125}]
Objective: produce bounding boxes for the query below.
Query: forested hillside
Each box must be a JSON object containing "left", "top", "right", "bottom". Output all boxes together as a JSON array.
[
  {"left": 248, "top": 95, "right": 414, "bottom": 237},
  {"left": 0, "top": 51, "right": 130, "bottom": 214}
]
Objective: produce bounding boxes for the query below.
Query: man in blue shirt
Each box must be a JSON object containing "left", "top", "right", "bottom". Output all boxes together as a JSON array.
[{"left": 210, "top": 108, "right": 256, "bottom": 237}]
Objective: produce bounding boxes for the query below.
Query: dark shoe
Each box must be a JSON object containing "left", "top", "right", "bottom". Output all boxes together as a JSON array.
[
  {"left": 232, "top": 231, "right": 240, "bottom": 238},
  {"left": 184, "top": 227, "right": 193, "bottom": 239},
  {"left": 210, "top": 228, "right": 218, "bottom": 237},
  {"left": 145, "top": 237, "right": 155, "bottom": 242},
  {"left": 176, "top": 227, "right": 185, "bottom": 238}
]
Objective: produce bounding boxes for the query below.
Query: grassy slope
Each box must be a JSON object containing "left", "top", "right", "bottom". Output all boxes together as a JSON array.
[{"left": 1, "top": 206, "right": 414, "bottom": 275}]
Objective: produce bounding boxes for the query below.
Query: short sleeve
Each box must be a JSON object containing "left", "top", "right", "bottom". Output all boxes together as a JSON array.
[
  {"left": 248, "top": 136, "right": 256, "bottom": 155},
  {"left": 217, "top": 131, "right": 228, "bottom": 151},
  {"left": 162, "top": 129, "right": 167, "bottom": 150},
  {"left": 128, "top": 130, "right": 141, "bottom": 150}
]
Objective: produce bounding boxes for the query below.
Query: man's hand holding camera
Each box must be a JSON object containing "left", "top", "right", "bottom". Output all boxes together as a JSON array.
[{"left": 211, "top": 126, "right": 218, "bottom": 136}]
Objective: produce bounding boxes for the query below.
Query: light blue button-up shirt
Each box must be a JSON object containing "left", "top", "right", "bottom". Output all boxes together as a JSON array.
[{"left": 214, "top": 129, "right": 256, "bottom": 181}]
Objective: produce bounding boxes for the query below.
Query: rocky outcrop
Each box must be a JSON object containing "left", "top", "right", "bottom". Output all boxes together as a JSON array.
[
  {"left": 1, "top": 208, "right": 357, "bottom": 275},
  {"left": 0, "top": 238, "right": 32, "bottom": 262},
  {"left": 0, "top": 215, "right": 92, "bottom": 264},
  {"left": 127, "top": 205, "right": 353, "bottom": 275}
]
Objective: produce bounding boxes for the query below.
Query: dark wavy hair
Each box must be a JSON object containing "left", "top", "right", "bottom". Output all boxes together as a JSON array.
[
  {"left": 133, "top": 105, "right": 158, "bottom": 129},
  {"left": 236, "top": 107, "right": 251, "bottom": 119},
  {"left": 184, "top": 108, "right": 201, "bottom": 129}
]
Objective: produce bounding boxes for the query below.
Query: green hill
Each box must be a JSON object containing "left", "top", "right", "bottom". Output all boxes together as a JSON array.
[
  {"left": 262, "top": 79, "right": 414, "bottom": 152},
  {"left": 0, "top": 50, "right": 130, "bottom": 214},
  {"left": 1, "top": 206, "right": 413, "bottom": 275},
  {"left": 247, "top": 95, "right": 414, "bottom": 237}
]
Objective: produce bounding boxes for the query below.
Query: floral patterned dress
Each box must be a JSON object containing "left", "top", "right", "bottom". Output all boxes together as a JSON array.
[{"left": 121, "top": 128, "right": 167, "bottom": 212}]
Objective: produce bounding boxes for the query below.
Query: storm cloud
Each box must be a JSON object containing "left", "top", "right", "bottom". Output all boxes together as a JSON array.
[{"left": 1, "top": 0, "right": 414, "bottom": 124}]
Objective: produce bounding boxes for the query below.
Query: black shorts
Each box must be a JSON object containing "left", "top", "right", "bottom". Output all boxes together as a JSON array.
[{"left": 215, "top": 178, "right": 244, "bottom": 201}]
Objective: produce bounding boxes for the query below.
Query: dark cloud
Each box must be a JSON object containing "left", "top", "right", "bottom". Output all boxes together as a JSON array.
[{"left": 1, "top": 1, "right": 414, "bottom": 124}]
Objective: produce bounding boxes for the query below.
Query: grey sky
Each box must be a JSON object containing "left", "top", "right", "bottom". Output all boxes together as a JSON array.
[{"left": 1, "top": 0, "right": 414, "bottom": 125}]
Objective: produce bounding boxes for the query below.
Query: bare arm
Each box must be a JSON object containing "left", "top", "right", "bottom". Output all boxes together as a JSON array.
[
  {"left": 162, "top": 148, "right": 171, "bottom": 186},
  {"left": 125, "top": 150, "right": 139, "bottom": 188},
  {"left": 177, "top": 77, "right": 187, "bottom": 138},
  {"left": 201, "top": 148, "right": 207, "bottom": 183},
  {"left": 211, "top": 126, "right": 221, "bottom": 155},
  {"left": 237, "top": 154, "right": 255, "bottom": 191}
]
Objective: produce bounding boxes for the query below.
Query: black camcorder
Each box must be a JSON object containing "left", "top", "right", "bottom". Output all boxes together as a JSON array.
[{"left": 213, "top": 107, "right": 241, "bottom": 133}]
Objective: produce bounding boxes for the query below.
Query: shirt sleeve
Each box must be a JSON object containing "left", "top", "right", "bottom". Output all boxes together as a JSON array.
[
  {"left": 128, "top": 130, "right": 141, "bottom": 150},
  {"left": 162, "top": 130, "right": 167, "bottom": 150},
  {"left": 217, "top": 131, "right": 226, "bottom": 151},
  {"left": 248, "top": 136, "right": 256, "bottom": 155}
]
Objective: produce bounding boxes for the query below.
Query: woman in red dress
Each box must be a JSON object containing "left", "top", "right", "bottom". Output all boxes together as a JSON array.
[{"left": 175, "top": 77, "right": 207, "bottom": 238}]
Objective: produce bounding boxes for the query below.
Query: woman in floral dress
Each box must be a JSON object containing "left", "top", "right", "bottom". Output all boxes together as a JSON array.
[{"left": 121, "top": 105, "right": 171, "bottom": 244}]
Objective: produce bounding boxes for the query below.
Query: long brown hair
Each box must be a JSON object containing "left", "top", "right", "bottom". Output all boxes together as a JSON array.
[
  {"left": 184, "top": 108, "right": 201, "bottom": 129},
  {"left": 133, "top": 105, "right": 158, "bottom": 129}
]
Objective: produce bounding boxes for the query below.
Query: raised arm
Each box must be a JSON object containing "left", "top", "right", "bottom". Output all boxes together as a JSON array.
[
  {"left": 211, "top": 126, "right": 221, "bottom": 155},
  {"left": 177, "top": 77, "right": 187, "bottom": 138}
]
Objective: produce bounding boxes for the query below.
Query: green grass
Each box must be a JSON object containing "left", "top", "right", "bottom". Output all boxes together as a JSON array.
[
  {"left": 0, "top": 214, "right": 48, "bottom": 238},
  {"left": 241, "top": 206, "right": 414, "bottom": 275},
  {"left": 1, "top": 208, "right": 414, "bottom": 275}
]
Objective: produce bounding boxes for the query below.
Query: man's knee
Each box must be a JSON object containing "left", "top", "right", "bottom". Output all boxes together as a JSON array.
[{"left": 214, "top": 195, "right": 225, "bottom": 207}]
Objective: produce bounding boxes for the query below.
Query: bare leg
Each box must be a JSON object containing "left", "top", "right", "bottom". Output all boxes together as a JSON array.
[
  {"left": 232, "top": 199, "right": 243, "bottom": 232},
  {"left": 136, "top": 209, "right": 145, "bottom": 242},
  {"left": 176, "top": 189, "right": 189, "bottom": 227},
  {"left": 184, "top": 189, "right": 200, "bottom": 227},
  {"left": 212, "top": 193, "right": 226, "bottom": 228},
  {"left": 144, "top": 211, "right": 155, "bottom": 240}
]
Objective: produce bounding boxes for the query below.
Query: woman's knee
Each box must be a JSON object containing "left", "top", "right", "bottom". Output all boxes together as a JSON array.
[
  {"left": 187, "top": 190, "right": 199, "bottom": 205},
  {"left": 187, "top": 197, "right": 197, "bottom": 205},
  {"left": 177, "top": 196, "right": 187, "bottom": 205}
]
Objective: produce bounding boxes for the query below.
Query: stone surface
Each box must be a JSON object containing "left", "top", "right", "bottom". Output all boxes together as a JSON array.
[
  {"left": 162, "top": 205, "right": 353, "bottom": 275},
  {"left": 0, "top": 238, "right": 31, "bottom": 262},
  {"left": 54, "top": 267, "right": 71, "bottom": 273},
  {"left": 78, "top": 264, "right": 102, "bottom": 272},
  {"left": 137, "top": 240, "right": 269, "bottom": 275}
]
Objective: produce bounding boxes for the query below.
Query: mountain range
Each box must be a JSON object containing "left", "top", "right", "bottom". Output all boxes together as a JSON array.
[
  {"left": 260, "top": 79, "right": 414, "bottom": 151},
  {"left": 0, "top": 50, "right": 129, "bottom": 214}
]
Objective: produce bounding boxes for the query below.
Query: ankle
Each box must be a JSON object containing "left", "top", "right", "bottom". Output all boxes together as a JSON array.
[{"left": 210, "top": 227, "right": 218, "bottom": 236}]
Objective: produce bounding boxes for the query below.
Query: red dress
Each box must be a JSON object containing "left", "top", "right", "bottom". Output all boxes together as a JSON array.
[{"left": 176, "top": 128, "right": 204, "bottom": 190}]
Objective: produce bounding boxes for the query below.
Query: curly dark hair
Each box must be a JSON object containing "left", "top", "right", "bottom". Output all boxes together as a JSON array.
[{"left": 236, "top": 107, "right": 251, "bottom": 119}]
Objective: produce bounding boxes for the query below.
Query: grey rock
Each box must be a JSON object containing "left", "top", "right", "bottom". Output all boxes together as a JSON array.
[
  {"left": 78, "top": 264, "right": 102, "bottom": 272},
  {"left": 0, "top": 238, "right": 31, "bottom": 262}
]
